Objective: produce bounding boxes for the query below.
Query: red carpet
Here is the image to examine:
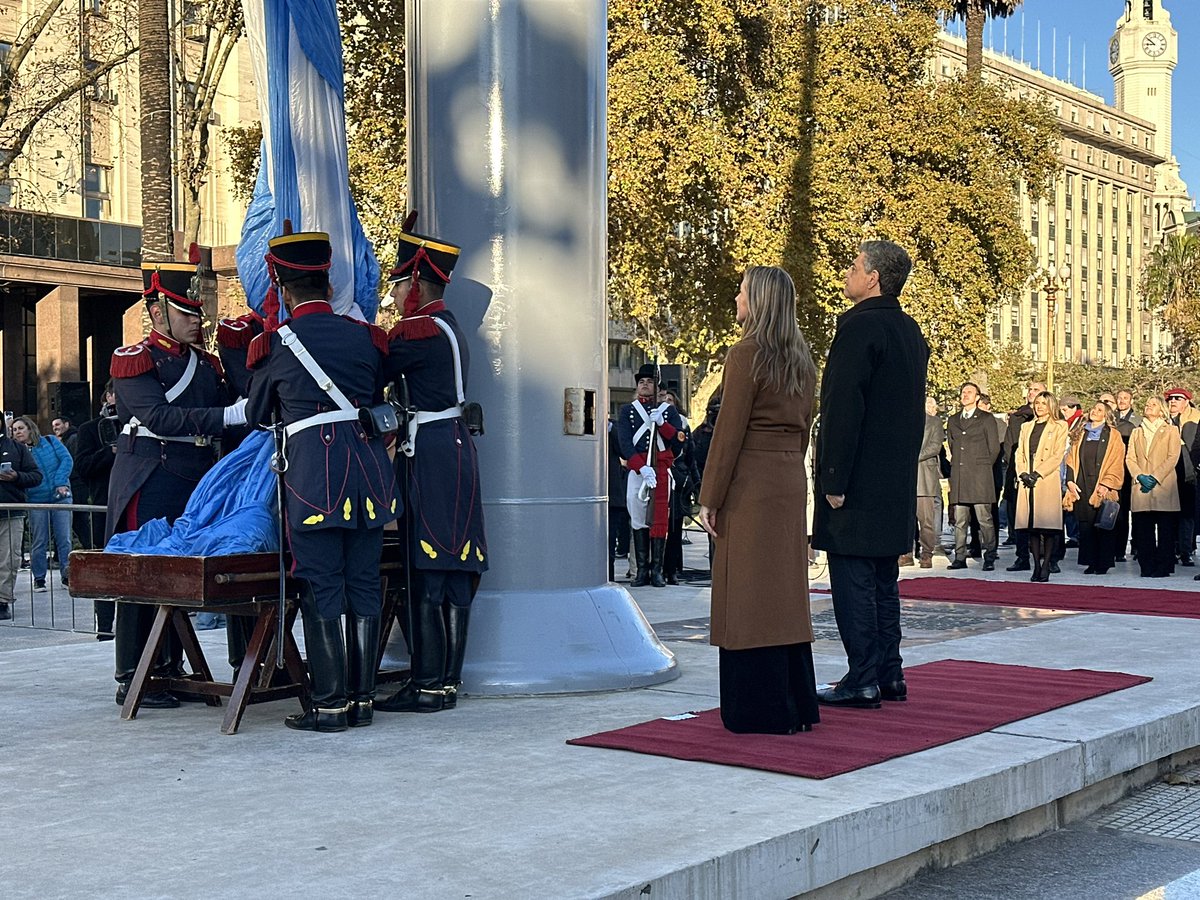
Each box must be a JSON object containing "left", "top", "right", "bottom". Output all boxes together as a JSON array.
[
  {"left": 894, "top": 577, "right": 1200, "bottom": 618},
  {"left": 567, "top": 660, "right": 1150, "bottom": 779}
]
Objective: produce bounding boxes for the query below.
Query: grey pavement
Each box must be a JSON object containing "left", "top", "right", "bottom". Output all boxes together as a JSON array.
[{"left": 4, "top": 526, "right": 1200, "bottom": 898}]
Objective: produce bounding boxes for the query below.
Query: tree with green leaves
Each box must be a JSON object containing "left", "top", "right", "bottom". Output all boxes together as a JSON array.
[
  {"left": 949, "top": 1, "right": 1023, "bottom": 79},
  {"left": 1140, "top": 232, "right": 1200, "bottom": 366}
]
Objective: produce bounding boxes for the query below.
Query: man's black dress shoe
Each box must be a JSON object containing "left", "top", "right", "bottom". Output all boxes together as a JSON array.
[
  {"left": 1049, "top": 563, "right": 1061, "bottom": 574},
  {"left": 947, "top": 560, "right": 968, "bottom": 570},
  {"left": 816, "top": 683, "right": 882, "bottom": 709},
  {"left": 1181, "top": 557, "right": 1195, "bottom": 567},
  {"left": 879, "top": 680, "right": 907, "bottom": 702},
  {"left": 982, "top": 560, "right": 995, "bottom": 571},
  {"left": 115, "top": 683, "right": 180, "bottom": 709},
  {"left": 1006, "top": 559, "right": 1030, "bottom": 572}
]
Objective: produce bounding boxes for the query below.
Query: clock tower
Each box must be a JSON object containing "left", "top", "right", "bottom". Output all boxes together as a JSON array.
[{"left": 1109, "top": 0, "right": 1190, "bottom": 232}]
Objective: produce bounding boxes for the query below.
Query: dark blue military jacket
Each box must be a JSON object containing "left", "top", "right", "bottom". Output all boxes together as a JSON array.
[
  {"left": 383, "top": 308, "right": 487, "bottom": 575},
  {"left": 245, "top": 302, "right": 399, "bottom": 533},
  {"left": 105, "top": 329, "right": 229, "bottom": 541},
  {"left": 615, "top": 399, "right": 685, "bottom": 471}
]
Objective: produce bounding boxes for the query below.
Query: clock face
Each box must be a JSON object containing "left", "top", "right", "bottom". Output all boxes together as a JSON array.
[
  {"left": 1110, "top": 37, "right": 1120, "bottom": 64},
  {"left": 1143, "top": 32, "right": 1167, "bottom": 57}
]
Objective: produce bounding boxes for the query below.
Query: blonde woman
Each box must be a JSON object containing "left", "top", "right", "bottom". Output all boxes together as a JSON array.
[
  {"left": 1014, "top": 392, "right": 1069, "bottom": 582},
  {"left": 1126, "top": 396, "right": 1181, "bottom": 577},
  {"left": 1064, "top": 402, "right": 1125, "bottom": 575},
  {"left": 699, "top": 266, "right": 819, "bottom": 735}
]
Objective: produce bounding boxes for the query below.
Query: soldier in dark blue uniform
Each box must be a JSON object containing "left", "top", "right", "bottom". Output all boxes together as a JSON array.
[
  {"left": 108, "top": 262, "right": 248, "bottom": 708},
  {"left": 216, "top": 309, "right": 265, "bottom": 400},
  {"left": 378, "top": 226, "right": 487, "bottom": 714},
  {"left": 616, "top": 365, "right": 685, "bottom": 587},
  {"left": 245, "top": 231, "right": 400, "bottom": 732}
]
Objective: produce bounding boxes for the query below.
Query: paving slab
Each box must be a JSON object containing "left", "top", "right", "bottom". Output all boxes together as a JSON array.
[{"left": 4, "top": 533, "right": 1200, "bottom": 898}]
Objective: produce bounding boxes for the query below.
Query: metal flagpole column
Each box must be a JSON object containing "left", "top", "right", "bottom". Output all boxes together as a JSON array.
[{"left": 401, "top": 0, "right": 678, "bottom": 694}]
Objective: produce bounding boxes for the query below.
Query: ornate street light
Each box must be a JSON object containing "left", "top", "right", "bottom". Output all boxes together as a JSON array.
[{"left": 1040, "top": 261, "right": 1072, "bottom": 395}]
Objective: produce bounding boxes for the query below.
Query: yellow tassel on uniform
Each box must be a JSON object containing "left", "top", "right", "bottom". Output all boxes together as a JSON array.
[
  {"left": 390, "top": 498, "right": 397, "bottom": 513},
  {"left": 421, "top": 540, "right": 438, "bottom": 559},
  {"left": 343, "top": 498, "right": 352, "bottom": 521},
  {"left": 459, "top": 540, "right": 471, "bottom": 562},
  {"left": 475, "top": 547, "right": 485, "bottom": 562},
  {"left": 366, "top": 497, "right": 376, "bottom": 520},
  {"left": 303, "top": 514, "right": 325, "bottom": 525}
]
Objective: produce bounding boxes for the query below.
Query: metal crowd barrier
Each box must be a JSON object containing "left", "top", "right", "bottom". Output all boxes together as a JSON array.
[{"left": 0, "top": 502, "right": 108, "bottom": 635}]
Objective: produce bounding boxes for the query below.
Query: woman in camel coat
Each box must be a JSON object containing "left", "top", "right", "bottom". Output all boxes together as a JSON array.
[
  {"left": 1126, "top": 396, "right": 1182, "bottom": 577},
  {"left": 698, "top": 266, "right": 818, "bottom": 735},
  {"left": 1064, "top": 402, "right": 1126, "bottom": 575},
  {"left": 1013, "top": 392, "right": 1069, "bottom": 582}
]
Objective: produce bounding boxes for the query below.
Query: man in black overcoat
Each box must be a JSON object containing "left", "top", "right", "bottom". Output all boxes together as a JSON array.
[
  {"left": 73, "top": 381, "right": 118, "bottom": 637},
  {"left": 946, "top": 382, "right": 1001, "bottom": 571},
  {"left": 812, "top": 240, "right": 930, "bottom": 708}
]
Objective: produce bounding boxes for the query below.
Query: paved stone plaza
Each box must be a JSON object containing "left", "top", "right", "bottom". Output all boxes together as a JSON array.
[{"left": 4, "top": 531, "right": 1200, "bottom": 898}]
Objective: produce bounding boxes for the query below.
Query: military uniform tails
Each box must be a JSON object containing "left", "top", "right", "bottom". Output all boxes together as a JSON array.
[{"left": 377, "top": 225, "right": 487, "bottom": 714}]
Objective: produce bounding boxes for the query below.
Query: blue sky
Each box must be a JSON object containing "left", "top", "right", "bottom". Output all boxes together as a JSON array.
[{"left": 949, "top": 0, "right": 1199, "bottom": 194}]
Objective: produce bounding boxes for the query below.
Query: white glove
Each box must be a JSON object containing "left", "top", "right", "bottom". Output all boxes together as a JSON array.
[
  {"left": 650, "top": 407, "right": 666, "bottom": 426},
  {"left": 639, "top": 465, "right": 657, "bottom": 489},
  {"left": 223, "top": 397, "right": 249, "bottom": 427}
]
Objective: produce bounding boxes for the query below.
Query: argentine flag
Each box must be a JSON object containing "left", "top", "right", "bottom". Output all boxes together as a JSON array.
[{"left": 236, "top": 0, "right": 380, "bottom": 322}]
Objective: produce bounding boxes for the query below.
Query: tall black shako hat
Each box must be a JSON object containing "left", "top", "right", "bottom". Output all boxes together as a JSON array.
[
  {"left": 142, "top": 263, "right": 204, "bottom": 316},
  {"left": 387, "top": 228, "right": 460, "bottom": 286},
  {"left": 635, "top": 363, "right": 660, "bottom": 384},
  {"left": 266, "top": 231, "right": 333, "bottom": 285}
]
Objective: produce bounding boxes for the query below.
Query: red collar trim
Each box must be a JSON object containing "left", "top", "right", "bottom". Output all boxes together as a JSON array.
[
  {"left": 149, "top": 329, "right": 183, "bottom": 356},
  {"left": 288, "top": 300, "right": 334, "bottom": 320}
]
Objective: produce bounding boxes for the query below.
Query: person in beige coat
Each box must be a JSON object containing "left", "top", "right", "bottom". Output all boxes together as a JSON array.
[
  {"left": 1127, "top": 396, "right": 1182, "bottom": 577},
  {"left": 698, "top": 266, "right": 819, "bottom": 735},
  {"left": 1013, "top": 392, "right": 1069, "bottom": 582},
  {"left": 1063, "top": 402, "right": 1127, "bottom": 575}
]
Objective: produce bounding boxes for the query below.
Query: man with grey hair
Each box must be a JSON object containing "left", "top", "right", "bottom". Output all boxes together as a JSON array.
[{"left": 813, "top": 239, "right": 930, "bottom": 708}]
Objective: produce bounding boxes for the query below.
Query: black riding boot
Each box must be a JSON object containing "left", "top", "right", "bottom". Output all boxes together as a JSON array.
[
  {"left": 226, "top": 613, "right": 256, "bottom": 672},
  {"left": 376, "top": 593, "right": 448, "bottom": 713},
  {"left": 650, "top": 538, "right": 667, "bottom": 588},
  {"left": 345, "top": 615, "right": 380, "bottom": 727},
  {"left": 630, "top": 530, "right": 651, "bottom": 587},
  {"left": 442, "top": 604, "right": 471, "bottom": 710},
  {"left": 114, "top": 602, "right": 178, "bottom": 709},
  {"left": 286, "top": 611, "right": 348, "bottom": 733}
]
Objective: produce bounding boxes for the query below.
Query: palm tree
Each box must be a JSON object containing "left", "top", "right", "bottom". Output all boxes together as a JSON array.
[
  {"left": 139, "top": 0, "right": 173, "bottom": 262},
  {"left": 951, "top": 1, "right": 1023, "bottom": 80},
  {"left": 1141, "top": 233, "right": 1200, "bottom": 364}
]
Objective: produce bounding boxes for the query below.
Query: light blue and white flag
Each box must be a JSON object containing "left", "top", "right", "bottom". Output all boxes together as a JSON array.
[{"left": 236, "top": 0, "right": 379, "bottom": 322}]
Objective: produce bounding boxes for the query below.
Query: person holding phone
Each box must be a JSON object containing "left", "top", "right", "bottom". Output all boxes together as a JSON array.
[
  {"left": 0, "top": 421, "right": 42, "bottom": 620},
  {"left": 11, "top": 416, "right": 74, "bottom": 592}
]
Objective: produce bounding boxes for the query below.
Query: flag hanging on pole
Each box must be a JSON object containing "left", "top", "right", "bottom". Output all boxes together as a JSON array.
[{"left": 236, "top": 0, "right": 379, "bottom": 322}]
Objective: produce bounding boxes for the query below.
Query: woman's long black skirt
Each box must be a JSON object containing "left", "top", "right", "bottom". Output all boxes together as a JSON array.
[{"left": 719, "top": 643, "right": 820, "bottom": 734}]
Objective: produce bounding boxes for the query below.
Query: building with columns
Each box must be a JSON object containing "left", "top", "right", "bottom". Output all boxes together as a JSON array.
[
  {"left": 936, "top": 0, "right": 1191, "bottom": 369},
  {"left": 0, "top": 0, "right": 255, "bottom": 423}
]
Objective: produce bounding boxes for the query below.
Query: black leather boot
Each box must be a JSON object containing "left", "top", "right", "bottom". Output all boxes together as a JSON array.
[
  {"left": 650, "top": 538, "right": 667, "bottom": 588},
  {"left": 286, "top": 611, "right": 348, "bottom": 733},
  {"left": 114, "top": 603, "right": 179, "bottom": 708},
  {"left": 345, "top": 614, "right": 380, "bottom": 727},
  {"left": 630, "top": 530, "right": 650, "bottom": 587},
  {"left": 442, "top": 603, "right": 471, "bottom": 710},
  {"left": 376, "top": 592, "right": 448, "bottom": 713},
  {"left": 226, "top": 614, "right": 255, "bottom": 673}
]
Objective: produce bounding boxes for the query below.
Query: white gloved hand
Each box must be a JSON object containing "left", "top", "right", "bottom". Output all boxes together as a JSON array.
[
  {"left": 650, "top": 407, "right": 666, "bottom": 426},
  {"left": 639, "top": 465, "right": 657, "bottom": 489},
  {"left": 223, "top": 397, "right": 249, "bottom": 427}
]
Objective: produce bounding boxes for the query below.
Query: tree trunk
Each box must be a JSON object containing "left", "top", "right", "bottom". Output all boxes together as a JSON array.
[
  {"left": 966, "top": 0, "right": 985, "bottom": 80},
  {"left": 139, "top": 0, "right": 174, "bottom": 262}
]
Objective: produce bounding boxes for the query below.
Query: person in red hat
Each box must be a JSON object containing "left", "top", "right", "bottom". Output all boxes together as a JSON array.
[
  {"left": 377, "top": 225, "right": 489, "bottom": 714},
  {"left": 244, "top": 231, "right": 400, "bottom": 732},
  {"left": 107, "top": 262, "right": 248, "bottom": 709},
  {"left": 1165, "top": 388, "right": 1200, "bottom": 567}
]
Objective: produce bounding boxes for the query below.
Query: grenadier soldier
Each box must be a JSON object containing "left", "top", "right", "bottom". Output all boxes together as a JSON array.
[
  {"left": 216, "top": 308, "right": 265, "bottom": 400},
  {"left": 108, "top": 262, "right": 249, "bottom": 708},
  {"left": 378, "top": 225, "right": 487, "bottom": 714},
  {"left": 616, "top": 364, "right": 685, "bottom": 587},
  {"left": 245, "top": 231, "right": 399, "bottom": 732}
]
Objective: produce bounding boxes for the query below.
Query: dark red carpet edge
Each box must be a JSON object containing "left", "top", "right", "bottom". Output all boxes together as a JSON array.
[
  {"left": 891, "top": 576, "right": 1200, "bottom": 618},
  {"left": 567, "top": 660, "right": 1151, "bottom": 779}
]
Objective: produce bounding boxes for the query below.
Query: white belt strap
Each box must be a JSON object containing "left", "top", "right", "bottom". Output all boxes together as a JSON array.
[
  {"left": 276, "top": 325, "right": 355, "bottom": 413},
  {"left": 631, "top": 401, "right": 669, "bottom": 451},
  {"left": 122, "top": 416, "right": 212, "bottom": 446},
  {"left": 163, "top": 349, "right": 198, "bottom": 403},
  {"left": 414, "top": 407, "right": 462, "bottom": 426},
  {"left": 284, "top": 409, "right": 361, "bottom": 437}
]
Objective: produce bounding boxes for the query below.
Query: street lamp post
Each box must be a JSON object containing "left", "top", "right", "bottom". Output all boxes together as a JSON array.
[{"left": 1040, "top": 261, "right": 1072, "bottom": 395}]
